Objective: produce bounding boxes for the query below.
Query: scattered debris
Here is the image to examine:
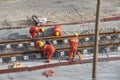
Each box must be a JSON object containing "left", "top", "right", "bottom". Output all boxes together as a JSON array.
[
  {"left": 42, "top": 69, "right": 56, "bottom": 77},
  {"left": 78, "top": 52, "right": 83, "bottom": 60},
  {"left": 12, "top": 62, "right": 23, "bottom": 68},
  {"left": 31, "top": 15, "right": 52, "bottom": 25}
]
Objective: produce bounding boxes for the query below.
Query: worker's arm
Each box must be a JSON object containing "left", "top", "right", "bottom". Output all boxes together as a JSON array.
[
  {"left": 52, "top": 31, "right": 55, "bottom": 36},
  {"left": 34, "top": 42, "right": 40, "bottom": 50},
  {"left": 59, "top": 31, "right": 62, "bottom": 36},
  {"left": 43, "top": 48, "right": 47, "bottom": 55}
]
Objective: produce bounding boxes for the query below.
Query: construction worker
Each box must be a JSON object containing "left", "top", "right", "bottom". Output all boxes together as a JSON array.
[
  {"left": 29, "top": 25, "right": 45, "bottom": 39},
  {"left": 68, "top": 33, "right": 79, "bottom": 61},
  {"left": 35, "top": 41, "right": 55, "bottom": 62},
  {"left": 52, "top": 25, "right": 62, "bottom": 36},
  {"left": 34, "top": 40, "right": 43, "bottom": 50}
]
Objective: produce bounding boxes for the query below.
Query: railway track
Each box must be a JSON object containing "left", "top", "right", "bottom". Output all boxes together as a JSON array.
[
  {"left": 0, "top": 30, "right": 119, "bottom": 58},
  {"left": 0, "top": 17, "right": 120, "bottom": 74},
  {"left": 0, "top": 56, "right": 120, "bottom": 74},
  {"left": 0, "top": 42, "right": 120, "bottom": 58},
  {"left": 0, "top": 30, "right": 120, "bottom": 45},
  {"left": 0, "top": 16, "right": 120, "bottom": 30}
]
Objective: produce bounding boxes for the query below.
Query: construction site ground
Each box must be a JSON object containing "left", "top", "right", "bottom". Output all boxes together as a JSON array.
[
  {"left": 0, "top": 0, "right": 120, "bottom": 27},
  {"left": 0, "top": 0, "right": 120, "bottom": 80},
  {"left": 0, "top": 59, "right": 120, "bottom": 80}
]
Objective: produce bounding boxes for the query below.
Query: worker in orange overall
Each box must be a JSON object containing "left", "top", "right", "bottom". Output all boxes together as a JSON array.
[
  {"left": 35, "top": 41, "right": 55, "bottom": 62},
  {"left": 52, "top": 25, "right": 62, "bottom": 36},
  {"left": 68, "top": 33, "right": 79, "bottom": 61},
  {"left": 29, "top": 25, "right": 45, "bottom": 39}
]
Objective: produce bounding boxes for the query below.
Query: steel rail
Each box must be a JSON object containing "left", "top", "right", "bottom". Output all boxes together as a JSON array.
[
  {"left": 0, "top": 42, "right": 120, "bottom": 58},
  {"left": 0, "top": 16, "right": 120, "bottom": 30},
  {"left": 0, "top": 56, "right": 120, "bottom": 74},
  {"left": 0, "top": 31, "right": 120, "bottom": 45}
]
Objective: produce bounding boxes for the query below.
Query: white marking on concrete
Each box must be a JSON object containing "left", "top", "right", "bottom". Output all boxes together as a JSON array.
[
  {"left": 0, "top": 58, "right": 2, "bottom": 63},
  {"left": 63, "top": 39, "right": 68, "bottom": 43},
  {"left": 18, "top": 43, "right": 23, "bottom": 48},
  {"left": 53, "top": 40, "right": 57, "bottom": 44},
  {"left": 6, "top": 44, "right": 11, "bottom": 49},
  {"left": 30, "top": 42, "right": 34, "bottom": 47},
  {"left": 24, "top": 55, "right": 29, "bottom": 60},
  {"left": 35, "top": 54, "right": 41, "bottom": 59},
  {"left": 11, "top": 57, "right": 16, "bottom": 62}
]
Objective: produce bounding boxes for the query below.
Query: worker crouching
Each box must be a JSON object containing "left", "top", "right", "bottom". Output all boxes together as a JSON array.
[
  {"left": 29, "top": 25, "right": 45, "bottom": 39},
  {"left": 35, "top": 41, "right": 55, "bottom": 62},
  {"left": 68, "top": 33, "right": 79, "bottom": 61},
  {"left": 52, "top": 25, "right": 62, "bottom": 36}
]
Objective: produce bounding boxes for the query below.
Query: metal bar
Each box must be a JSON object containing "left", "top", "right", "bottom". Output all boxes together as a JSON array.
[
  {"left": 0, "top": 56, "right": 120, "bottom": 74},
  {"left": 92, "top": 0, "right": 101, "bottom": 79},
  {"left": 0, "top": 42, "right": 120, "bottom": 58},
  {"left": 0, "top": 31, "right": 120, "bottom": 45}
]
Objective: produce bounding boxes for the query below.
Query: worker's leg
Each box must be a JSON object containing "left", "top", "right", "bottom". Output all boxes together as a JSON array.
[
  {"left": 47, "top": 52, "right": 53, "bottom": 62},
  {"left": 31, "top": 33, "right": 37, "bottom": 39},
  {"left": 72, "top": 50, "right": 77, "bottom": 61},
  {"left": 36, "top": 33, "right": 39, "bottom": 38},
  {"left": 68, "top": 49, "right": 73, "bottom": 60}
]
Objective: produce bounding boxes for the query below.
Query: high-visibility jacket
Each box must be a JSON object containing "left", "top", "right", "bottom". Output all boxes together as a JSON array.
[
  {"left": 43, "top": 44, "right": 55, "bottom": 62},
  {"left": 29, "top": 26, "right": 41, "bottom": 39},
  {"left": 68, "top": 37, "right": 79, "bottom": 61},
  {"left": 34, "top": 41, "right": 40, "bottom": 50},
  {"left": 52, "top": 26, "right": 62, "bottom": 36},
  {"left": 69, "top": 37, "right": 79, "bottom": 50}
]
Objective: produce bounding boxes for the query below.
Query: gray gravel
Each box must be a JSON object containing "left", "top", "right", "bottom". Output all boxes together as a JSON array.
[
  {"left": 0, "top": 20, "right": 120, "bottom": 40},
  {"left": 0, "top": 0, "right": 120, "bottom": 25}
]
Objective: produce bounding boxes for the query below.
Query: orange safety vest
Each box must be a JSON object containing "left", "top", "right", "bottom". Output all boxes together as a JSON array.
[
  {"left": 35, "top": 27, "right": 40, "bottom": 33},
  {"left": 29, "top": 26, "right": 40, "bottom": 33},
  {"left": 52, "top": 26, "right": 62, "bottom": 36},
  {"left": 70, "top": 37, "right": 79, "bottom": 50},
  {"left": 43, "top": 44, "right": 55, "bottom": 54},
  {"left": 70, "top": 37, "right": 78, "bottom": 43}
]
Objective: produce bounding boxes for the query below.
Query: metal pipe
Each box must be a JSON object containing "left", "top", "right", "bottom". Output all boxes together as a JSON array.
[{"left": 92, "top": 0, "right": 101, "bottom": 79}]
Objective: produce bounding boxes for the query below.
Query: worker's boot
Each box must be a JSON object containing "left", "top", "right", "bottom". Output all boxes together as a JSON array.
[
  {"left": 72, "top": 57, "right": 75, "bottom": 61},
  {"left": 45, "top": 59, "right": 50, "bottom": 63},
  {"left": 66, "top": 57, "right": 71, "bottom": 61},
  {"left": 45, "top": 60, "right": 50, "bottom": 63}
]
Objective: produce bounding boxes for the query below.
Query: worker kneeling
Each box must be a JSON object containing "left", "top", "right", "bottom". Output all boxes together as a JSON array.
[
  {"left": 29, "top": 24, "right": 45, "bottom": 39},
  {"left": 52, "top": 25, "right": 62, "bottom": 36},
  {"left": 35, "top": 41, "right": 55, "bottom": 62},
  {"left": 68, "top": 33, "right": 79, "bottom": 61}
]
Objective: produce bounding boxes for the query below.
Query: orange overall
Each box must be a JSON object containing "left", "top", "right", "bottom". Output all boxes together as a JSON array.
[
  {"left": 52, "top": 25, "right": 62, "bottom": 36},
  {"left": 68, "top": 37, "right": 79, "bottom": 61},
  {"left": 43, "top": 44, "right": 55, "bottom": 62},
  {"left": 29, "top": 26, "right": 41, "bottom": 39},
  {"left": 34, "top": 41, "right": 41, "bottom": 50}
]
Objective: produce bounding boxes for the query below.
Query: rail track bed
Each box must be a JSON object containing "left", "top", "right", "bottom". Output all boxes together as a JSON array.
[
  {"left": 0, "top": 55, "right": 120, "bottom": 74},
  {"left": 0, "top": 16, "right": 120, "bottom": 74}
]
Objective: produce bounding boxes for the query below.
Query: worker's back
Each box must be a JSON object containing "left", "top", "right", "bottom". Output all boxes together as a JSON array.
[
  {"left": 52, "top": 25, "right": 62, "bottom": 36},
  {"left": 29, "top": 26, "right": 40, "bottom": 33},
  {"left": 69, "top": 37, "right": 79, "bottom": 50},
  {"left": 44, "top": 44, "right": 55, "bottom": 52}
]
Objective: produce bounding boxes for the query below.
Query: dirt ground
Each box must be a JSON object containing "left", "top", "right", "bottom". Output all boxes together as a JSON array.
[{"left": 0, "top": 0, "right": 120, "bottom": 26}]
